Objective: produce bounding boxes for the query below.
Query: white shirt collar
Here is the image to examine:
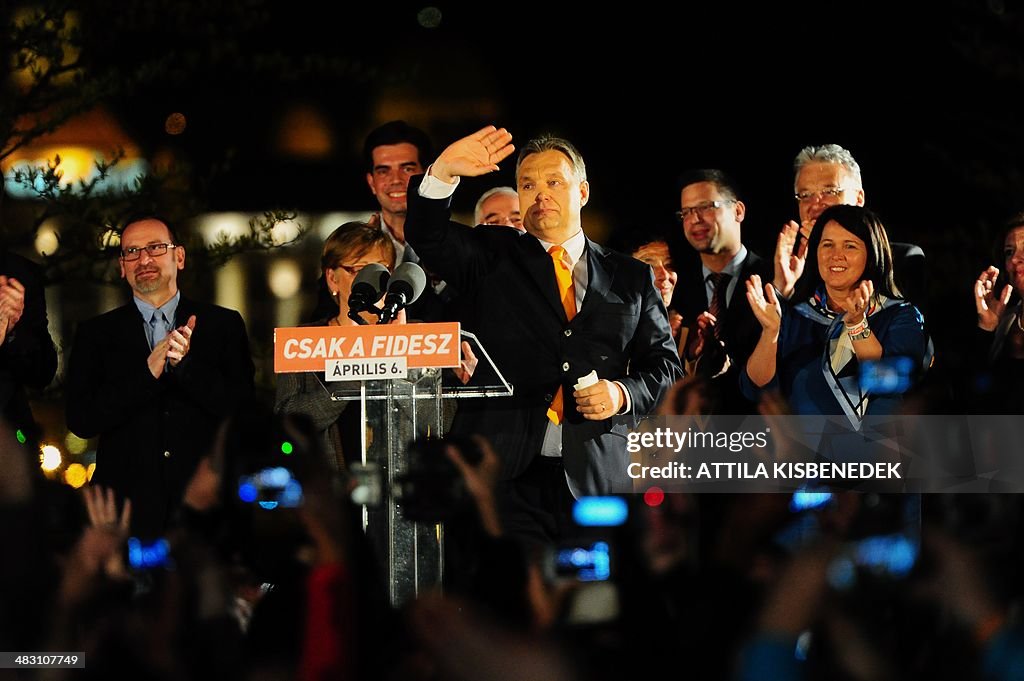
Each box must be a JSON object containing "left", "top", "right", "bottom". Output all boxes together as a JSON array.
[
  {"left": 536, "top": 229, "right": 587, "bottom": 267},
  {"left": 701, "top": 244, "right": 747, "bottom": 280}
]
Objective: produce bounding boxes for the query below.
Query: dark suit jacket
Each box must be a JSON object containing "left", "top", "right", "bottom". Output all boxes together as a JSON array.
[
  {"left": 406, "top": 175, "right": 683, "bottom": 496},
  {"left": 66, "top": 295, "right": 255, "bottom": 539},
  {"left": 0, "top": 250, "right": 57, "bottom": 438},
  {"left": 969, "top": 301, "right": 1024, "bottom": 414},
  {"left": 673, "top": 249, "right": 773, "bottom": 413},
  {"left": 890, "top": 241, "right": 927, "bottom": 316}
]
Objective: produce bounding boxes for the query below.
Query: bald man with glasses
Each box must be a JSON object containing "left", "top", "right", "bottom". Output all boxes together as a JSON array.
[{"left": 66, "top": 216, "right": 254, "bottom": 539}]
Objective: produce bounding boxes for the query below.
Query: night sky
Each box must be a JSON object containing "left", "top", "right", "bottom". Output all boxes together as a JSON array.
[{"left": 29, "top": 1, "right": 1024, "bottom": 360}]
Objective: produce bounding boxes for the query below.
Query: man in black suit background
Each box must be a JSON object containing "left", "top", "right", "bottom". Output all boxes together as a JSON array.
[
  {"left": 0, "top": 254, "right": 56, "bottom": 443},
  {"left": 406, "top": 126, "right": 682, "bottom": 546},
  {"left": 66, "top": 216, "right": 254, "bottom": 539},
  {"left": 674, "top": 169, "right": 772, "bottom": 413},
  {"left": 0, "top": 175, "right": 58, "bottom": 446},
  {"left": 0, "top": 173, "right": 57, "bottom": 446}
]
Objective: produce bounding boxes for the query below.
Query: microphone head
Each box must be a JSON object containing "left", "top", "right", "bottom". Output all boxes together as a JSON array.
[
  {"left": 387, "top": 262, "right": 428, "bottom": 304},
  {"left": 349, "top": 263, "right": 390, "bottom": 305}
]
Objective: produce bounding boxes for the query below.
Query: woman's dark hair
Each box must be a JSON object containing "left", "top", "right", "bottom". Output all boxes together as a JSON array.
[
  {"left": 793, "top": 204, "right": 902, "bottom": 303},
  {"left": 996, "top": 211, "right": 1024, "bottom": 270}
]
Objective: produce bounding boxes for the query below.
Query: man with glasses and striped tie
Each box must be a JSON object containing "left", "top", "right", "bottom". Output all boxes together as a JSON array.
[
  {"left": 66, "top": 216, "right": 255, "bottom": 540},
  {"left": 675, "top": 169, "right": 773, "bottom": 414}
]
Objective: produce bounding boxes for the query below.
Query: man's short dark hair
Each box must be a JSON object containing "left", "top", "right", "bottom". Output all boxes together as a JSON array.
[
  {"left": 677, "top": 169, "right": 742, "bottom": 202},
  {"left": 120, "top": 214, "right": 181, "bottom": 245},
  {"left": 616, "top": 227, "right": 674, "bottom": 257},
  {"left": 362, "top": 120, "right": 432, "bottom": 172},
  {"left": 515, "top": 135, "right": 587, "bottom": 183}
]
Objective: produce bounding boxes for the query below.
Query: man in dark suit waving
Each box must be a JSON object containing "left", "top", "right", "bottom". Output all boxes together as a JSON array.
[
  {"left": 67, "top": 217, "right": 254, "bottom": 539},
  {"left": 406, "top": 126, "right": 682, "bottom": 546}
]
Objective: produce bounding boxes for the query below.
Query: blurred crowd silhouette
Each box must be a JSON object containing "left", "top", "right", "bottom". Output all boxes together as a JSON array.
[{"left": 2, "top": 395, "right": 1023, "bottom": 681}]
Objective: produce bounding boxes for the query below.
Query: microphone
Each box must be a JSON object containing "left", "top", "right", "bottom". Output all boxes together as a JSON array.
[
  {"left": 347, "top": 263, "right": 390, "bottom": 324},
  {"left": 378, "top": 262, "right": 427, "bottom": 323}
]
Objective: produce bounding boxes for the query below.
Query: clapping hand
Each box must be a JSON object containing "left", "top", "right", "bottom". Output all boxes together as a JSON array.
[
  {"left": 839, "top": 280, "right": 874, "bottom": 325},
  {"left": 0, "top": 276, "right": 26, "bottom": 343},
  {"left": 975, "top": 266, "right": 1012, "bottom": 332},
  {"left": 772, "top": 221, "right": 808, "bottom": 299},
  {"left": 167, "top": 315, "right": 196, "bottom": 366},
  {"left": 745, "top": 274, "right": 782, "bottom": 333},
  {"left": 684, "top": 311, "right": 717, "bottom": 361}
]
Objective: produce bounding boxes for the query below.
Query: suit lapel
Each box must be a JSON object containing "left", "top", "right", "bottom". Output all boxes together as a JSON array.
[
  {"left": 517, "top": 235, "right": 569, "bottom": 322},
  {"left": 117, "top": 302, "right": 154, "bottom": 357},
  {"left": 675, "top": 257, "right": 709, "bottom": 321},
  {"left": 723, "top": 251, "right": 759, "bottom": 329},
  {"left": 174, "top": 295, "right": 196, "bottom": 330},
  {"left": 122, "top": 294, "right": 195, "bottom": 356},
  {"left": 575, "top": 239, "right": 614, "bottom": 324}
]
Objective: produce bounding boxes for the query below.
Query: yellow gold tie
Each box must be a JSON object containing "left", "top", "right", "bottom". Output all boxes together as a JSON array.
[{"left": 546, "top": 245, "right": 576, "bottom": 424}]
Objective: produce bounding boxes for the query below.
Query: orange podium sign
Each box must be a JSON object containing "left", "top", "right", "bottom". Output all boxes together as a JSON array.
[{"left": 274, "top": 322, "right": 461, "bottom": 381}]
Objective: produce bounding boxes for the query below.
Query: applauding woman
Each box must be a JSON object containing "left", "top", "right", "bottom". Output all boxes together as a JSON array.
[
  {"left": 742, "top": 205, "right": 927, "bottom": 425},
  {"left": 972, "top": 214, "right": 1024, "bottom": 412}
]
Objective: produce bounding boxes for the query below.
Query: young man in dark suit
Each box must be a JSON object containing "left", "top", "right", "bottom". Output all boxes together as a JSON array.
[
  {"left": 406, "top": 126, "right": 682, "bottom": 547},
  {"left": 674, "top": 169, "right": 773, "bottom": 414},
  {"left": 66, "top": 217, "right": 254, "bottom": 539}
]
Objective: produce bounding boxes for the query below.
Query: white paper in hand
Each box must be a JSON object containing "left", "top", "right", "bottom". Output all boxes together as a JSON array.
[{"left": 574, "top": 370, "right": 599, "bottom": 392}]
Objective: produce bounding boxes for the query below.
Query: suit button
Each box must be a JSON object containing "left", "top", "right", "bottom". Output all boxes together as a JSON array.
[
  {"left": 163, "top": 450, "right": 171, "bottom": 459},
  {"left": 543, "top": 393, "right": 553, "bottom": 402},
  {"left": 562, "top": 362, "right": 570, "bottom": 371},
  {"left": 564, "top": 329, "right": 572, "bottom": 337}
]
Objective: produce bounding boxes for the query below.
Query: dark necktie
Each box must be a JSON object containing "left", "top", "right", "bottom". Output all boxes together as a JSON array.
[{"left": 707, "top": 272, "right": 731, "bottom": 341}]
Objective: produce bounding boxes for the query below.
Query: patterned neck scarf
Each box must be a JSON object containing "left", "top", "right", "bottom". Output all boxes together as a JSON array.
[{"left": 795, "top": 286, "right": 891, "bottom": 429}]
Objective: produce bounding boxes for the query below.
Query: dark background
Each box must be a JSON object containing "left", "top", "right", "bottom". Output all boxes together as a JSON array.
[{"left": 15, "top": 0, "right": 1024, "bottom": 380}]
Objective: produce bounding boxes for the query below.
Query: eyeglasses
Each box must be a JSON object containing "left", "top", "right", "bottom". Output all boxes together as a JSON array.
[
  {"left": 120, "top": 243, "right": 178, "bottom": 261},
  {"left": 676, "top": 200, "right": 735, "bottom": 222},
  {"left": 795, "top": 187, "right": 846, "bottom": 203}
]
